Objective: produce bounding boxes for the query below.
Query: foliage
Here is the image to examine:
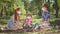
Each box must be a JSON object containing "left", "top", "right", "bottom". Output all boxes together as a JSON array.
[{"left": 0, "top": 0, "right": 60, "bottom": 17}]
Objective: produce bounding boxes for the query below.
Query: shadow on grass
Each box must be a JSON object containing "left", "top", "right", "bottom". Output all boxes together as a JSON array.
[{"left": 50, "top": 20, "right": 60, "bottom": 29}]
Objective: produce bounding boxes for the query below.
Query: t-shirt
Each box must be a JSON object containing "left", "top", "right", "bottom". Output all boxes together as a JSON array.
[
  {"left": 8, "top": 16, "right": 13, "bottom": 28},
  {"left": 25, "top": 16, "right": 32, "bottom": 24},
  {"left": 8, "top": 15, "right": 19, "bottom": 28},
  {"left": 42, "top": 11, "right": 50, "bottom": 22}
]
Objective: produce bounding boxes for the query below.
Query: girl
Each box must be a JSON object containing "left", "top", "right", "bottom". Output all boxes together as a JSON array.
[
  {"left": 23, "top": 12, "right": 33, "bottom": 29},
  {"left": 8, "top": 7, "right": 22, "bottom": 30}
]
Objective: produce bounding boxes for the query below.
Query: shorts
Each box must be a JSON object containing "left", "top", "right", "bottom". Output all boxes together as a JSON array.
[
  {"left": 34, "top": 23, "right": 40, "bottom": 27},
  {"left": 42, "top": 23, "right": 50, "bottom": 26}
]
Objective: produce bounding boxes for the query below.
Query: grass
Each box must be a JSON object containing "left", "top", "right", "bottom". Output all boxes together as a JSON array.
[
  {"left": 0, "top": 29, "right": 60, "bottom": 34},
  {"left": 0, "top": 15, "right": 60, "bottom": 25},
  {"left": 0, "top": 15, "right": 60, "bottom": 32}
]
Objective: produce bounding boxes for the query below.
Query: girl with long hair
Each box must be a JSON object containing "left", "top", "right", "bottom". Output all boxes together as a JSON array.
[{"left": 8, "top": 7, "right": 22, "bottom": 30}]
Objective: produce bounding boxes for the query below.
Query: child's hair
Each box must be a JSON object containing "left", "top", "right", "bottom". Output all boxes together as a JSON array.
[
  {"left": 14, "top": 7, "right": 20, "bottom": 21},
  {"left": 26, "top": 12, "right": 32, "bottom": 17},
  {"left": 42, "top": 3, "right": 48, "bottom": 10}
]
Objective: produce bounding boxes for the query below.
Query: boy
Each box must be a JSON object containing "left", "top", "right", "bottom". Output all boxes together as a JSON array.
[{"left": 40, "top": 3, "right": 51, "bottom": 31}]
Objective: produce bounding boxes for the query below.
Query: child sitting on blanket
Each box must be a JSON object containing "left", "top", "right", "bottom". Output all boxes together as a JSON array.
[
  {"left": 40, "top": 3, "right": 51, "bottom": 31},
  {"left": 34, "top": 20, "right": 43, "bottom": 31},
  {"left": 23, "top": 12, "right": 33, "bottom": 29},
  {"left": 8, "top": 7, "right": 22, "bottom": 30}
]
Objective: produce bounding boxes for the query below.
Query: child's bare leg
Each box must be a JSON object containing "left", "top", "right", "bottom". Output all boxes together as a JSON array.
[
  {"left": 40, "top": 26, "right": 45, "bottom": 32},
  {"left": 17, "top": 24, "right": 23, "bottom": 29},
  {"left": 28, "top": 24, "right": 32, "bottom": 27},
  {"left": 12, "top": 25, "right": 18, "bottom": 30},
  {"left": 35, "top": 26, "right": 39, "bottom": 30}
]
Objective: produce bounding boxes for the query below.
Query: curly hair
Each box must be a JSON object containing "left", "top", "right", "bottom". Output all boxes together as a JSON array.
[
  {"left": 42, "top": 3, "right": 48, "bottom": 10},
  {"left": 26, "top": 12, "right": 32, "bottom": 17}
]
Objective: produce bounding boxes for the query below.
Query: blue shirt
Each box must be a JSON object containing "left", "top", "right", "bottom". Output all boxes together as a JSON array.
[
  {"left": 42, "top": 11, "right": 50, "bottom": 22},
  {"left": 8, "top": 16, "right": 13, "bottom": 28},
  {"left": 8, "top": 16, "right": 19, "bottom": 28}
]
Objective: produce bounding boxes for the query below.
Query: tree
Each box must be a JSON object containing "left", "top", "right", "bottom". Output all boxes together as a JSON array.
[
  {"left": 23, "top": 0, "right": 31, "bottom": 13},
  {"left": 54, "top": 0, "right": 59, "bottom": 18},
  {"left": 33, "top": 0, "right": 42, "bottom": 16},
  {"left": 14, "top": 0, "right": 26, "bottom": 15},
  {"left": 0, "top": 0, "right": 14, "bottom": 17}
]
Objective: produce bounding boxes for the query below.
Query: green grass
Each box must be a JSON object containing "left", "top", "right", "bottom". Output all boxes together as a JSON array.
[
  {"left": 0, "top": 15, "right": 60, "bottom": 26},
  {"left": 0, "top": 15, "right": 60, "bottom": 34}
]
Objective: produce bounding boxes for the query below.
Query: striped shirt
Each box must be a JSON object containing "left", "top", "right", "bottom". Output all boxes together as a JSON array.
[{"left": 42, "top": 11, "right": 50, "bottom": 22}]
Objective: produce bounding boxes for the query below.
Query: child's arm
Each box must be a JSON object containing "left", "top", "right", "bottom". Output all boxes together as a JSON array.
[
  {"left": 44, "top": 12, "right": 50, "bottom": 23},
  {"left": 44, "top": 18, "right": 50, "bottom": 23},
  {"left": 12, "top": 15, "right": 15, "bottom": 24}
]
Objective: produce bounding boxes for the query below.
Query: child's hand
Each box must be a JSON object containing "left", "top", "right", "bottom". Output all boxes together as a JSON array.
[{"left": 44, "top": 21, "right": 47, "bottom": 23}]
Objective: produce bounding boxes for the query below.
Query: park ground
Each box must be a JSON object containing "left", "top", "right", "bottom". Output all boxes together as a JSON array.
[{"left": 0, "top": 15, "right": 60, "bottom": 34}]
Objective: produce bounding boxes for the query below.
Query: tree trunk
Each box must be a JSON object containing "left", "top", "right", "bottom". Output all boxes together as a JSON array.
[
  {"left": 0, "top": 3, "right": 8, "bottom": 17},
  {"left": 0, "top": 5, "right": 4, "bottom": 17},
  {"left": 48, "top": 0, "right": 50, "bottom": 11},
  {"left": 4, "top": 5, "right": 8, "bottom": 16},
  {"left": 55, "top": 0, "right": 59, "bottom": 18}
]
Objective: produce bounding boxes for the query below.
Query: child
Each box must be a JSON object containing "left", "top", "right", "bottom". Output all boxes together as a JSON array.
[
  {"left": 40, "top": 3, "right": 51, "bottom": 31},
  {"left": 23, "top": 12, "right": 33, "bottom": 29},
  {"left": 8, "top": 7, "right": 22, "bottom": 30},
  {"left": 34, "top": 22, "right": 40, "bottom": 31}
]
